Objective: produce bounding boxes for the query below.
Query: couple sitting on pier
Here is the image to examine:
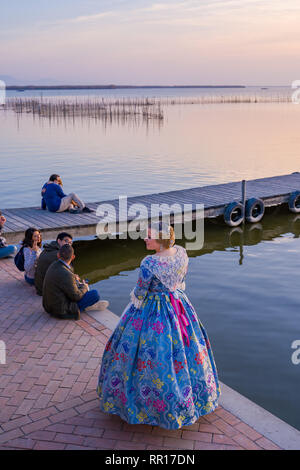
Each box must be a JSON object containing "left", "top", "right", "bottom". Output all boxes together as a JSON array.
[{"left": 41, "top": 174, "right": 94, "bottom": 214}]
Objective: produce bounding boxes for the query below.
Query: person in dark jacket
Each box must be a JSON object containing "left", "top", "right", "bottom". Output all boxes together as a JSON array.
[
  {"left": 35, "top": 232, "right": 73, "bottom": 296},
  {"left": 41, "top": 174, "right": 94, "bottom": 214},
  {"left": 42, "top": 244, "right": 106, "bottom": 320}
]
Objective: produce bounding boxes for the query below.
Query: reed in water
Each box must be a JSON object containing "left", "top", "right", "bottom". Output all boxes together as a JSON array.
[
  {"left": 161, "top": 93, "right": 292, "bottom": 104},
  {"left": 3, "top": 96, "right": 164, "bottom": 124},
  {"left": 2, "top": 92, "right": 291, "bottom": 128}
]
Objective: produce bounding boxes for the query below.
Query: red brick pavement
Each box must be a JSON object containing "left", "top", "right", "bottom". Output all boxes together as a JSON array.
[{"left": 0, "top": 259, "right": 281, "bottom": 450}]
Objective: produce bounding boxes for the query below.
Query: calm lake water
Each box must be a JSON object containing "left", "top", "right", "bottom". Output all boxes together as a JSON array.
[
  {"left": 0, "top": 86, "right": 299, "bottom": 209},
  {"left": 1, "top": 87, "right": 300, "bottom": 430}
]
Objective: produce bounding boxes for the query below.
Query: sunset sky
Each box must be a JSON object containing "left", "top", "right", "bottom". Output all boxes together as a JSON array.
[{"left": 1, "top": 0, "right": 300, "bottom": 85}]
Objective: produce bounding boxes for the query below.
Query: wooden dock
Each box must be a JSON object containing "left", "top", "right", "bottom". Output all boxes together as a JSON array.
[{"left": 2, "top": 172, "right": 300, "bottom": 243}]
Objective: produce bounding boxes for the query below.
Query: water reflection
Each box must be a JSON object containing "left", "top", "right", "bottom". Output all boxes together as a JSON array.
[{"left": 73, "top": 205, "right": 299, "bottom": 281}]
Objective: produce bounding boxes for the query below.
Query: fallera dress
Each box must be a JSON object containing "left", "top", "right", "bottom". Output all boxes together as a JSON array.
[{"left": 97, "top": 244, "right": 220, "bottom": 429}]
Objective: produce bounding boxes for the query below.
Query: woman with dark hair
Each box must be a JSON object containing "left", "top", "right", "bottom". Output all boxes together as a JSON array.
[
  {"left": 22, "top": 228, "right": 42, "bottom": 285},
  {"left": 97, "top": 222, "right": 220, "bottom": 429}
]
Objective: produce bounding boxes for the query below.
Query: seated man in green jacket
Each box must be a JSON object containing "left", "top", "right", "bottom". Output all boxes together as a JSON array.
[
  {"left": 35, "top": 232, "right": 73, "bottom": 296},
  {"left": 35, "top": 232, "right": 94, "bottom": 296},
  {"left": 43, "top": 244, "right": 106, "bottom": 320}
]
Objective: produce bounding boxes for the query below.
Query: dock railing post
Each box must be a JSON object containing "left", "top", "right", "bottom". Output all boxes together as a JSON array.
[
  {"left": 240, "top": 179, "right": 246, "bottom": 263},
  {"left": 241, "top": 180, "right": 246, "bottom": 224}
]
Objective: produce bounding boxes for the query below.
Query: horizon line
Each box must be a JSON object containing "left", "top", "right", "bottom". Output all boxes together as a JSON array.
[{"left": 4, "top": 84, "right": 290, "bottom": 91}]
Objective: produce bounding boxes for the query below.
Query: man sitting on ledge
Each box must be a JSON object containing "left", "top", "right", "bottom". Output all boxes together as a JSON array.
[
  {"left": 43, "top": 244, "right": 108, "bottom": 320},
  {"left": 35, "top": 231, "right": 73, "bottom": 296}
]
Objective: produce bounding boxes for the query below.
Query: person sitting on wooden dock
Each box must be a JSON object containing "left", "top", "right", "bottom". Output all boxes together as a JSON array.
[
  {"left": 34, "top": 231, "right": 73, "bottom": 296},
  {"left": 0, "top": 210, "right": 18, "bottom": 259},
  {"left": 41, "top": 174, "right": 94, "bottom": 214},
  {"left": 42, "top": 244, "right": 108, "bottom": 320}
]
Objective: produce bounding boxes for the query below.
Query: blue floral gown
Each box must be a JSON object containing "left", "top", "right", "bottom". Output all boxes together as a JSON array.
[{"left": 97, "top": 245, "right": 220, "bottom": 429}]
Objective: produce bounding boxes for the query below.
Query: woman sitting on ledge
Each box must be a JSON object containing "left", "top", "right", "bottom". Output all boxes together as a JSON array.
[
  {"left": 22, "top": 227, "right": 42, "bottom": 286},
  {"left": 41, "top": 174, "right": 94, "bottom": 214}
]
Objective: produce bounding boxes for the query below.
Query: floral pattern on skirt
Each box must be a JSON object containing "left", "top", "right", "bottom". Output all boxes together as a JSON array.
[{"left": 97, "top": 289, "right": 220, "bottom": 429}]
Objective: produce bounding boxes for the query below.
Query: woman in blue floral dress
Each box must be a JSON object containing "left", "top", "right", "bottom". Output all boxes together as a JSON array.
[{"left": 97, "top": 223, "right": 220, "bottom": 429}]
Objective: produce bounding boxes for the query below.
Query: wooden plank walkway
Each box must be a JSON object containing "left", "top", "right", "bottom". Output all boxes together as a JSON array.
[{"left": 2, "top": 172, "right": 300, "bottom": 243}]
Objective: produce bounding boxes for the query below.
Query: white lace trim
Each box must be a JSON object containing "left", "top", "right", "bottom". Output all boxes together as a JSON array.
[
  {"left": 130, "top": 289, "right": 143, "bottom": 309},
  {"left": 146, "top": 245, "right": 188, "bottom": 291}
]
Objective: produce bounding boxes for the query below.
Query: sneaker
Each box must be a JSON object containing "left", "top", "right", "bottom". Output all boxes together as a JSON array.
[
  {"left": 69, "top": 208, "right": 81, "bottom": 214},
  {"left": 84, "top": 300, "right": 109, "bottom": 312},
  {"left": 82, "top": 206, "right": 95, "bottom": 213}
]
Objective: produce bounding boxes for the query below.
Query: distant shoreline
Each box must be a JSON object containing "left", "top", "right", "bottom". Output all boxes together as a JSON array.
[{"left": 6, "top": 84, "right": 246, "bottom": 91}]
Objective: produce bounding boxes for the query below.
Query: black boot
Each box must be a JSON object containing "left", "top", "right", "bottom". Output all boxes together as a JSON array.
[{"left": 82, "top": 206, "right": 95, "bottom": 213}]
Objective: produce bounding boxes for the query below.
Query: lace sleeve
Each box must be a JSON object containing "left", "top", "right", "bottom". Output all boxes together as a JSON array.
[{"left": 130, "top": 259, "right": 154, "bottom": 309}]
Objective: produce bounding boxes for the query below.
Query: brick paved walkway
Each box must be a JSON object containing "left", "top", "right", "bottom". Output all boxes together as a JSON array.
[{"left": 0, "top": 259, "right": 281, "bottom": 450}]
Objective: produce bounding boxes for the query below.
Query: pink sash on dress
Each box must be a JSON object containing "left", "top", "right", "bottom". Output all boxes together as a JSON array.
[{"left": 169, "top": 293, "right": 190, "bottom": 347}]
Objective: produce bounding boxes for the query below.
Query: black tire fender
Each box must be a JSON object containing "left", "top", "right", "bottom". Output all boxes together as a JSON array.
[{"left": 224, "top": 202, "right": 244, "bottom": 227}]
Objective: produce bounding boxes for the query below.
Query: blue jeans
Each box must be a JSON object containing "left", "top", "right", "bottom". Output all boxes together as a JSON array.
[
  {"left": 25, "top": 274, "right": 35, "bottom": 286},
  {"left": 0, "top": 245, "right": 17, "bottom": 259},
  {"left": 77, "top": 289, "right": 100, "bottom": 312}
]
